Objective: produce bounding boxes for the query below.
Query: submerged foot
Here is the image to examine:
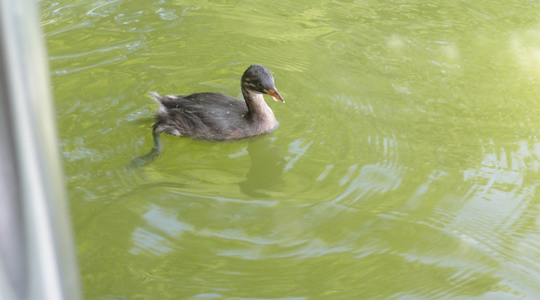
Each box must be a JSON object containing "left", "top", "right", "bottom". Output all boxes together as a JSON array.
[
  {"left": 129, "top": 131, "right": 163, "bottom": 168},
  {"left": 128, "top": 147, "right": 161, "bottom": 168}
]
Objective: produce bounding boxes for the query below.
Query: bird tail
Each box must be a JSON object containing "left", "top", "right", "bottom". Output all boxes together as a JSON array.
[{"left": 147, "top": 91, "right": 164, "bottom": 105}]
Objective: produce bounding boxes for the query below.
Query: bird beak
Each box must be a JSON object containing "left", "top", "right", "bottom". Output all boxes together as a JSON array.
[{"left": 265, "top": 88, "right": 285, "bottom": 103}]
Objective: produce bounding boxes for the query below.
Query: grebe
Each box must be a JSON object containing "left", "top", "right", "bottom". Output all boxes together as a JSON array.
[{"left": 132, "top": 65, "right": 284, "bottom": 166}]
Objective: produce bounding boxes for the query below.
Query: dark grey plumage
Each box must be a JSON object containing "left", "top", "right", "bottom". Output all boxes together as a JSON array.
[{"left": 151, "top": 92, "right": 259, "bottom": 140}]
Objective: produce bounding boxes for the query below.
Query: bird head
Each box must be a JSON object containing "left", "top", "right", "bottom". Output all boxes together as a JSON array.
[{"left": 241, "top": 65, "right": 284, "bottom": 102}]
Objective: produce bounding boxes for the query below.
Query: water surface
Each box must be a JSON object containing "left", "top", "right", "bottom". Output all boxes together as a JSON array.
[{"left": 42, "top": 0, "right": 540, "bottom": 299}]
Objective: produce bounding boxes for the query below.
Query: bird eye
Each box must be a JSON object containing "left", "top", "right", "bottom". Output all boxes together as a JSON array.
[{"left": 257, "top": 83, "right": 263, "bottom": 88}]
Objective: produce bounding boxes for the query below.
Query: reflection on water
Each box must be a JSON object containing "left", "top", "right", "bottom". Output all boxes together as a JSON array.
[
  {"left": 239, "top": 138, "right": 286, "bottom": 198},
  {"left": 331, "top": 161, "right": 403, "bottom": 204},
  {"left": 43, "top": 0, "right": 540, "bottom": 298},
  {"left": 130, "top": 204, "right": 194, "bottom": 255}
]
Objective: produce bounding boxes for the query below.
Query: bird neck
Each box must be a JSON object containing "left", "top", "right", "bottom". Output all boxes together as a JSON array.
[
  {"left": 242, "top": 85, "right": 277, "bottom": 134},
  {"left": 241, "top": 85, "right": 276, "bottom": 130}
]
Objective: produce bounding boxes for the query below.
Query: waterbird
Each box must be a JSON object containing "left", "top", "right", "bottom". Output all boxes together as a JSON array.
[{"left": 131, "top": 64, "right": 284, "bottom": 166}]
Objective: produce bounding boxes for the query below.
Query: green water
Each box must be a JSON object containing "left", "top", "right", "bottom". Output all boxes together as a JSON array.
[{"left": 42, "top": 0, "right": 540, "bottom": 299}]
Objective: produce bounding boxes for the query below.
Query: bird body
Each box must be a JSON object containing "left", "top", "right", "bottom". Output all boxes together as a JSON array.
[{"left": 149, "top": 91, "right": 276, "bottom": 140}]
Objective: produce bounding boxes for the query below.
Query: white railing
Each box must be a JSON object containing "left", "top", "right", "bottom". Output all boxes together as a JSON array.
[{"left": 0, "top": 0, "right": 82, "bottom": 299}]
